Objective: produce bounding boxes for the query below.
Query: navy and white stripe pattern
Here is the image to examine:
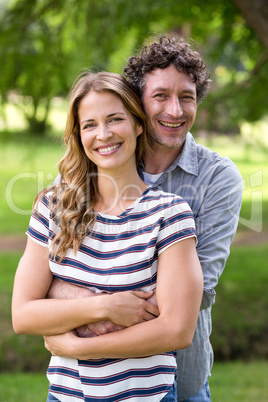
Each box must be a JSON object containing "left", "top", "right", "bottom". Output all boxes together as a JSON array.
[{"left": 27, "top": 186, "right": 196, "bottom": 401}]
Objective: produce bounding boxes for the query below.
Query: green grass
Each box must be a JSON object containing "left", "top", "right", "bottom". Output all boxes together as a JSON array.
[
  {"left": 0, "top": 361, "right": 267, "bottom": 401},
  {"left": 0, "top": 252, "right": 50, "bottom": 372},
  {"left": 1, "top": 133, "right": 268, "bottom": 235},
  {"left": 209, "top": 361, "right": 268, "bottom": 401},
  {"left": 0, "top": 137, "right": 64, "bottom": 234},
  {"left": 0, "top": 372, "right": 48, "bottom": 402},
  {"left": 211, "top": 243, "right": 268, "bottom": 360}
]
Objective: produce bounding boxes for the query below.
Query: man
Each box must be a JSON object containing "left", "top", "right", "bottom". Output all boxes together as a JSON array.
[{"left": 49, "top": 35, "right": 243, "bottom": 401}]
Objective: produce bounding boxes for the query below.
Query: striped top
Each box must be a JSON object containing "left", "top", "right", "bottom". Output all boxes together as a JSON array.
[{"left": 27, "top": 186, "right": 196, "bottom": 401}]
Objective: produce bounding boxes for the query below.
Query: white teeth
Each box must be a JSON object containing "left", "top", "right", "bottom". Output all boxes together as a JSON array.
[
  {"left": 98, "top": 144, "right": 120, "bottom": 154},
  {"left": 160, "top": 121, "right": 183, "bottom": 128}
]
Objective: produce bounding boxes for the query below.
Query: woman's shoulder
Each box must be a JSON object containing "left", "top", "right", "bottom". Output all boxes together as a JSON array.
[
  {"left": 33, "top": 188, "right": 56, "bottom": 215},
  {"left": 140, "top": 186, "right": 193, "bottom": 216},
  {"left": 145, "top": 186, "right": 186, "bottom": 204}
]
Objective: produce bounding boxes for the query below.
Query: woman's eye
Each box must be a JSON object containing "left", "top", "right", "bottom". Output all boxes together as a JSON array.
[
  {"left": 109, "top": 117, "right": 123, "bottom": 123},
  {"left": 82, "top": 123, "right": 96, "bottom": 130}
]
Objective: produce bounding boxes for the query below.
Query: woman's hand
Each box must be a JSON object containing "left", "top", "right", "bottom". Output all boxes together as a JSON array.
[
  {"left": 44, "top": 332, "right": 80, "bottom": 359},
  {"left": 47, "top": 278, "right": 159, "bottom": 335},
  {"left": 107, "top": 290, "right": 159, "bottom": 327}
]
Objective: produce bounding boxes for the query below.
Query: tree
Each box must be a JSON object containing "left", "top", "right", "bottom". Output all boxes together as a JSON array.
[
  {"left": 0, "top": 0, "right": 267, "bottom": 136},
  {"left": 232, "top": 0, "right": 268, "bottom": 49},
  {"left": 0, "top": 0, "right": 66, "bottom": 133}
]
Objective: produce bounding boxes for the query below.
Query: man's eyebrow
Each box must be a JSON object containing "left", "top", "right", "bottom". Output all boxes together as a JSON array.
[
  {"left": 151, "top": 87, "right": 196, "bottom": 96},
  {"left": 182, "top": 90, "right": 196, "bottom": 96},
  {"left": 151, "top": 87, "right": 167, "bottom": 93}
]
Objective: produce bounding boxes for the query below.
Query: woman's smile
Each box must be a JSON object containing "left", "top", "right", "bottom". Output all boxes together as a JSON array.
[{"left": 95, "top": 142, "right": 122, "bottom": 155}]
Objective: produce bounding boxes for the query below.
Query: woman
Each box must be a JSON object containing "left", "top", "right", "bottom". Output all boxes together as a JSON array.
[{"left": 12, "top": 71, "right": 203, "bottom": 402}]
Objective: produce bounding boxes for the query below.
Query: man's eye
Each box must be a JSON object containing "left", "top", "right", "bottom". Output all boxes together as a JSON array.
[
  {"left": 154, "top": 93, "right": 166, "bottom": 99},
  {"left": 182, "top": 95, "right": 195, "bottom": 101}
]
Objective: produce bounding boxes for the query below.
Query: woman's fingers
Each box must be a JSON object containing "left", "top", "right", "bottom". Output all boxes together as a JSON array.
[
  {"left": 107, "top": 290, "right": 159, "bottom": 327},
  {"left": 131, "top": 290, "right": 159, "bottom": 317}
]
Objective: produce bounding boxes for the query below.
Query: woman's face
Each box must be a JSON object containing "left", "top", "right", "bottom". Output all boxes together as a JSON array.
[{"left": 79, "top": 90, "right": 143, "bottom": 174}]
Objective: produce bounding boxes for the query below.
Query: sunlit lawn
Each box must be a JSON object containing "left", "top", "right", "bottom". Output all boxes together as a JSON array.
[
  {"left": 209, "top": 360, "right": 268, "bottom": 401},
  {"left": 0, "top": 139, "right": 63, "bottom": 234},
  {"left": 1, "top": 132, "right": 268, "bottom": 235},
  {"left": 0, "top": 361, "right": 267, "bottom": 401}
]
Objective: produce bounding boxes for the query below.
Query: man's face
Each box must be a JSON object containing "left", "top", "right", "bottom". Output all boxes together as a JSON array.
[{"left": 142, "top": 65, "right": 197, "bottom": 151}]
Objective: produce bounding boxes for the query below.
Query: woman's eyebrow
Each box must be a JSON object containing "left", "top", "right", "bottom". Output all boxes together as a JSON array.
[
  {"left": 81, "top": 112, "right": 126, "bottom": 124},
  {"left": 106, "top": 112, "right": 126, "bottom": 118},
  {"left": 81, "top": 118, "right": 94, "bottom": 124}
]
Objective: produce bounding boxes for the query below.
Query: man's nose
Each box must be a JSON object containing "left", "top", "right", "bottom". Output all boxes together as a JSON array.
[
  {"left": 97, "top": 124, "right": 112, "bottom": 140},
  {"left": 166, "top": 96, "right": 183, "bottom": 117}
]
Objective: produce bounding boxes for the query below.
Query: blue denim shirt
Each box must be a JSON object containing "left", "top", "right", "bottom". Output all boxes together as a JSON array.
[{"left": 139, "top": 133, "right": 243, "bottom": 400}]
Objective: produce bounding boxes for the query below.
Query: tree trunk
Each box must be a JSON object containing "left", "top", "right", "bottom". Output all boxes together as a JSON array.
[{"left": 232, "top": 0, "right": 268, "bottom": 49}]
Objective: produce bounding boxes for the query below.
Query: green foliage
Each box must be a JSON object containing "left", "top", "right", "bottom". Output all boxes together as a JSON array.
[
  {"left": 0, "top": 0, "right": 267, "bottom": 135},
  {"left": 0, "top": 0, "right": 70, "bottom": 134}
]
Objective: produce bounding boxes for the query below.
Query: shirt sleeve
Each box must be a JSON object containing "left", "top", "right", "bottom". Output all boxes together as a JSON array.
[
  {"left": 196, "top": 163, "right": 243, "bottom": 309},
  {"left": 26, "top": 194, "right": 51, "bottom": 247},
  {"left": 157, "top": 197, "right": 196, "bottom": 255}
]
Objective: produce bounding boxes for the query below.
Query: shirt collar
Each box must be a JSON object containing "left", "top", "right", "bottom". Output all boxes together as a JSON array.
[
  {"left": 164, "top": 132, "right": 199, "bottom": 176},
  {"left": 139, "top": 132, "right": 199, "bottom": 177}
]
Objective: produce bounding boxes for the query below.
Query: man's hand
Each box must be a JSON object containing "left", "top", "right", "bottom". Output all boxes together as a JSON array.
[{"left": 47, "top": 277, "right": 158, "bottom": 337}]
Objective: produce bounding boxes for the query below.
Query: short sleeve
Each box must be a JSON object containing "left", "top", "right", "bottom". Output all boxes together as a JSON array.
[
  {"left": 157, "top": 197, "right": 196, "bottom": 255},
  {"left": 26, "top": 194, "right": 51, "bottom": 247}
]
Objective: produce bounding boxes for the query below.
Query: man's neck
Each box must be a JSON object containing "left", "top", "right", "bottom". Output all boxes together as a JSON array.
[{"left": 144, "top": 142, "right": 183, "bottom": 174}]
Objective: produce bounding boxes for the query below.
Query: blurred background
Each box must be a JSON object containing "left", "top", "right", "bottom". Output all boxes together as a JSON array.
[{"left": 0, "top": 0, "right": 267, "bottom": 400}]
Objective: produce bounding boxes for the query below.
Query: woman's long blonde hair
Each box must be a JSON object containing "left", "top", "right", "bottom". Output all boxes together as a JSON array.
[{"left": 35, "top": 71, "right": 148, "bottom": 260}]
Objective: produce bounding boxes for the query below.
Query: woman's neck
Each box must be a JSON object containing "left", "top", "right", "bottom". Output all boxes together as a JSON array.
[{"left": 95, "top": 167, "right": 147, "bottom": 216}]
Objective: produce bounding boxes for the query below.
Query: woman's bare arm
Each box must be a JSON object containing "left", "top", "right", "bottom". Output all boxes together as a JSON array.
[
  {"left": 12, "top": 238, "right": 159, "bottom": 336},
  {"left": 44, "top": 237, "right": 203, "bottom": 358},
  {"left": 47, "top": 278, "right": 157, "bottom": 337}
]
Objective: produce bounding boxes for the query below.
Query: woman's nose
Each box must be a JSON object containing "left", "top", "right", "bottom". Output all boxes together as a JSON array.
[{"left": 97, "top": 124, "right": 112, "bottom": 140}]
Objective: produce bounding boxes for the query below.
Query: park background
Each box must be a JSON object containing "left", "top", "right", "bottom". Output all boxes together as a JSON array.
[{"left": 0, "top": 0, "right": 267, "bottom": 400}]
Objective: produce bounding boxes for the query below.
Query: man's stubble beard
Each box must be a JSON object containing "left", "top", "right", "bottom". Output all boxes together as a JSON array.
[{"left": 147, "top": 124, "right": 187, "bottom": 150}]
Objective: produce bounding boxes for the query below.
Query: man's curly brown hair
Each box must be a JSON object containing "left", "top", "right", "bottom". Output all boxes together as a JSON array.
[{"left": 124, "top": 34, "right": 211, "bottom": 104}]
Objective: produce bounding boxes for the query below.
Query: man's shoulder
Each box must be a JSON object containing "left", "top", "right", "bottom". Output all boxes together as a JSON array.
[
  {"left": 195, "top": 140, "right": 229, "bottom": 163},
  {"left": 195, "top": 141, "right": 241, "bottom": 178},
  {"left": 177, "top": 133, "right": 240, "bottom": 179}
]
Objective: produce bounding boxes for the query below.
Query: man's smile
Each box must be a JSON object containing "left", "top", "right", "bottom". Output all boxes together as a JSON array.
[{"left": 159, "top": 121, "right": 184, "bottom": 128}]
